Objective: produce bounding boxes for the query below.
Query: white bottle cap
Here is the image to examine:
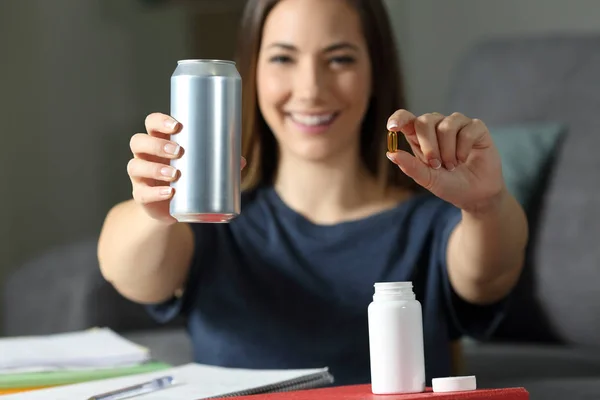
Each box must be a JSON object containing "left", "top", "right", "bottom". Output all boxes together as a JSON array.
[{"left": 432, "top": 376, "right": 477, "bottom": 392}]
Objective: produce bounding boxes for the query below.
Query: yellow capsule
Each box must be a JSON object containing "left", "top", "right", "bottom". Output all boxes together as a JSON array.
[{"left": 387, "top": 130, "right": 398, "bottom": 152}]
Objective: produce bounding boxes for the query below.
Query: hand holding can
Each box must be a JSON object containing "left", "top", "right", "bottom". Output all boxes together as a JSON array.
[
  {"left": 126, "top": 110, "right": 245, "bottom": 224},
  {"left": 127, "top": 112, "right": 184, "bottom": 225},
  {"left": 169, "top": 59, "right": 243, "bottom": 223}
]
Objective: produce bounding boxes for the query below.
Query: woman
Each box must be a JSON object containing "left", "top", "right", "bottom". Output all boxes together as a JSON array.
[{"left": 98, "top": 0, "right": 528, "bottom": 386}]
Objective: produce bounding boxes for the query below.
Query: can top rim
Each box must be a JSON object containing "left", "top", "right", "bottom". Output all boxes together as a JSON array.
[{"left": 177, "top": 59, "right": 236, "bottom": 65}]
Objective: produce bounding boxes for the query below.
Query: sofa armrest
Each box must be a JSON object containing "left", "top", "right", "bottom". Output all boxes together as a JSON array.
[{"left": 1, "top": 237, "right": 184, "bottom": 336}]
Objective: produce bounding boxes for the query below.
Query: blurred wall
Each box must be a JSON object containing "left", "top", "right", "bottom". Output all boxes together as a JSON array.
[
  {"left": 2, "top": 0, "right": 600, "bottom": 284},
  {"left": 0, "top": 0, "right": 241, "bottom": 281},
  {"left": 385, "top": 0, "right": 600, "bottom": 114}
]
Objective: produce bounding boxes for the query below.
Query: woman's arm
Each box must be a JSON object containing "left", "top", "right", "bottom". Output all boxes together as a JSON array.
[
  {"left": 385, "top": 109, "right": 529, "bottom": 306},
  {"left": 97, "top": 199, "right": 195, "bottom": 304},
  {"left": 447, "top": 187, "right": 528, "bottom": 305}
]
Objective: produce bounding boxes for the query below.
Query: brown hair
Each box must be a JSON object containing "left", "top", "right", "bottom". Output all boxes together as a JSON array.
[{"left": 235, "top": 0, "right": 417, "bottom": 192}]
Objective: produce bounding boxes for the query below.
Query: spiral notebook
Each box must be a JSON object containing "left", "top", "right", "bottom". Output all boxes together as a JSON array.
[{"left": 1, "top": 363, "right": 334, "bottom": 399}]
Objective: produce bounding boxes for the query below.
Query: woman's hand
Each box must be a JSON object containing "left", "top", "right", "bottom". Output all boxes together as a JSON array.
[
  {"left": 127, "top": 113, "right": 184, "bottom": 224},
  {"left": 386, "top": 110, "right": 529, "bottom": 305},
  {"left": 127, "top": 112, "right": 247, "bottom": 224},
  {"left": 385, "top": 110, "right": 505, "bottom": 214}
]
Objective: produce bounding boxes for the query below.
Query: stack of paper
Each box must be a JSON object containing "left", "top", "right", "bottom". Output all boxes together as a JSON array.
[
  {"left": 0, "top": 328, "right": 151, "bottom": 373},
  {"left": 0, "top": 328, "right": 170, "bottom": 394},
  {"left": 0, "top": 328, "right": 334, "bottom": 399}
]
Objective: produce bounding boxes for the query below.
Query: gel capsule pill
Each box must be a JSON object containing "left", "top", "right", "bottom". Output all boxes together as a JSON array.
[{"left": 387, "top": 131, "right": 398, "bottom": 152}]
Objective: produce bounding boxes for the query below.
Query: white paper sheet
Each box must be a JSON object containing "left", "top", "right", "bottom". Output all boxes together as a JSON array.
[
  {"left": 1, "top": 363, "right": 331, "bottom": 400},
  {"left": 0, "top": 328, "right": 150, "bottom": 371}
]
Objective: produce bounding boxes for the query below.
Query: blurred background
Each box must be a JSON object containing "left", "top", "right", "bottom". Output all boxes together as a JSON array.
[
  {"left": 0, "top": 0, "right": 242, "bottom": 293},
  {"left": 3, "top": 0, "right": 600, "bottom": 294},
  {"left": 3, "top": 0, "right": 600, "bottom": 398},
  {"left": 2, "top": 0, "right": 600, "bottom": 326}
]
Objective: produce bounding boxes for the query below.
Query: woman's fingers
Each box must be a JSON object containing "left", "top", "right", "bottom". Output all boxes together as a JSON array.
[
  {"left": 387, "top": 110, "right": 446, "bottom": 168},
  {"left": 387, "top": 109, "right": 417, "bottom": 132},
  {"left": 456, "top": 118, "right": 488, "bottom": 163},
  {"left": 386, "top": 109, "right": 424, "bottom": 159},
  {"left": 130, "top": 133, "right": 182, "bottom": 159},
  {"left": 127, "top": 158, "right": 179, "bottom": 183},
  {"left": 132, "top": 185, "right": 174, "bottom": 205},
  {"left": 387, "top": 109, "right": 481, "bottom": 171},
  {"left": 144, "top": 112, "right": 182, "bottom": 138},
  {"left": 387, "top": 150, "right": 436, "bottom": 191},
  {"left": 414, "top": 113, "right": 445, "bottom": 169},
  {"left": 436, "top": 112, "right": 471, "bottom": 171}
]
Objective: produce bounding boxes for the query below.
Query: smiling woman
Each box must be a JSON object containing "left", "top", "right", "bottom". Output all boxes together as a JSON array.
[
  {"left": 238, "top": 0, "right": 416, "bottom": 195},
  {"left": 258, "top": 1, "right": 371, "bottom": 155},
  {"left": 98, "top": 0, "right": 528, "bottom": 389}
]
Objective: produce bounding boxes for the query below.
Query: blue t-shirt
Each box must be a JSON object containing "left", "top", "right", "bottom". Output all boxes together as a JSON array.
[{"left": 146, "top": 185, "right": 506, "bottom": 386}]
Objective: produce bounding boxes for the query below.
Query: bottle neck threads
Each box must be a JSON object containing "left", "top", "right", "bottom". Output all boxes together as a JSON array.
[{"left": 373, "top": 282, "right": 415, "bottom": 301}]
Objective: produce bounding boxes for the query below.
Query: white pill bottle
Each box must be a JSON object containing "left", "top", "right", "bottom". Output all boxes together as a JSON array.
[{"left": 368, "top": 281, "right": 426, "bottom": 394}]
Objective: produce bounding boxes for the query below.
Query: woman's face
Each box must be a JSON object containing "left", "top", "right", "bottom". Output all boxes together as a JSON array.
[{"left": 256, "top": 0, "right": 372, "bottom": 164}]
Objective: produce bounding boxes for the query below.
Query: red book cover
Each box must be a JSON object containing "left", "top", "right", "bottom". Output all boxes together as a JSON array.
[{"left": 213, "top": 384, "right": 529, "bottom": 400}]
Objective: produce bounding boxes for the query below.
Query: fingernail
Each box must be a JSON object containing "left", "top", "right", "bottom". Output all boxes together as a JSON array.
[
  {"left": 386, "top": 152, "right": 396, "bottom": 162},
  {"left": 160, "top": 187, "right": 173, "bottom": 196},
  {"left": 161, "top": 167, "right": 177, "bottom": 178},
  {"left": 429, "top": 159, "right": 442, "bottom": 169},
  {"left": 164, "top": 142, "right": 180, "bottom": 155},
  {"left": 387, "top": 120, "right": 399, "bottom": 130},
  {"left": 164, "top": 118, "right": 178, "bottom": 130},
  {"left": 445, "top": 162, "right": 455, "bottom": 171}
]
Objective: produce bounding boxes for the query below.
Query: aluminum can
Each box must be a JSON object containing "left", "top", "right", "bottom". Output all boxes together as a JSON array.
[{"left": 169, "top": 59, "right": 241, "bottom": 223}]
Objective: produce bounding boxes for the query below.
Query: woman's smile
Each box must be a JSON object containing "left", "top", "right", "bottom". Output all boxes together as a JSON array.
[{"left": 286, "top": 111, "right": 341, "bottom": 134}]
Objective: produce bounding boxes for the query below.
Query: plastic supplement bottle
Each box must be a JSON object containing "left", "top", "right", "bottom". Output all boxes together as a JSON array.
[{"left": 368, "top": 281, "right": 425, "bottom": 394}]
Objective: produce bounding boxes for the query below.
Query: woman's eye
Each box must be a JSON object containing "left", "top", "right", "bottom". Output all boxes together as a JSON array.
[
  {"left": 330, "top": 55, "right": 356, "bottom": 65},
  {"left": 269, "top": 55, "right": 293, "bottom": 64}
]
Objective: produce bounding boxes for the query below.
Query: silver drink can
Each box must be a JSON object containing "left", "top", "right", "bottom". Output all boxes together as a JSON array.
[{"left": 169, "top": 59, "right": 242, "bottom": 223}]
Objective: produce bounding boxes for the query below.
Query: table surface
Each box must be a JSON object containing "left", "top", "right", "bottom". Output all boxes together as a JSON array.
[{"left": 212, "top": 384, "right": 530, "bottom": 400}]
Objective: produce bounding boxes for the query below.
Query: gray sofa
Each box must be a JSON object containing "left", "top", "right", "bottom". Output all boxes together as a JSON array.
[{"left": 4, "top": 34, "right": 600, "bottom": 399}]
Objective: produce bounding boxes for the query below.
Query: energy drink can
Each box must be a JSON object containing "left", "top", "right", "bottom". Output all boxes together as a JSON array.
[{"left": 169, "top": 59, "right": 242, "bottom": 223}]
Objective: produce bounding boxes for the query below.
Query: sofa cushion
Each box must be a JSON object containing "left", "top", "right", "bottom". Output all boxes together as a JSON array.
[
  {"left": 463, "top": 342, "right": 600, "bottom": 399},
  {"left": 124, "top": 328, "right": 193, "bottom": 366},
  {"left": 490, "top": 122, "right": 566, "bottom": 213},
  {"left": 1, "top": 237, "right": 185, "bottom": 336},
  {"left": 445, "top": 35, "right": 600, "bottom": 346}
]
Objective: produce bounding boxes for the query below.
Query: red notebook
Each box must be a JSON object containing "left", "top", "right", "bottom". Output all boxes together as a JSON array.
[{"left": 213, "top": 384, "right": 529, "bottom": 400}]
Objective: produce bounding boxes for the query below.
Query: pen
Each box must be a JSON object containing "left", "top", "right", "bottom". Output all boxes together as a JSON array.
[{"left": 87, "top": 376, "right": 174, "bottom": 400}]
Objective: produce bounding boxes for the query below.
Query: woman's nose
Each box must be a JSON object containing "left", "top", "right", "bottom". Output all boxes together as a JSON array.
[{"left": 294, "top": 61, "right": 325, "bottom": 102}]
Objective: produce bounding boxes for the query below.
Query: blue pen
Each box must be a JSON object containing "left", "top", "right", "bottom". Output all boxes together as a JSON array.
[{"left": 87, "top": 376, "right": 174, "bottom": 400}]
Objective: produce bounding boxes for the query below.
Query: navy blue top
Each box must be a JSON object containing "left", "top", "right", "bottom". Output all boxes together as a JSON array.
[{"left": 146, "top": 186, "right": 507, "bottom": 386}]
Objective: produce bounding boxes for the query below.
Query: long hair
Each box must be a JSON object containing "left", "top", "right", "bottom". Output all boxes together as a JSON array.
[{"left": 235, "top": 0, "right": 417, "bottom": 192}]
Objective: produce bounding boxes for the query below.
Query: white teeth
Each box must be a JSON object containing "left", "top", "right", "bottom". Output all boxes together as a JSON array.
[{"left": 290, "top": 113, "right": 335, "bottom": 126}]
